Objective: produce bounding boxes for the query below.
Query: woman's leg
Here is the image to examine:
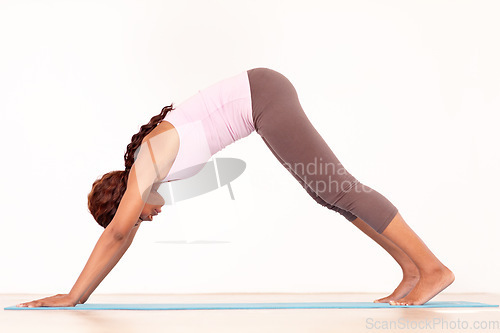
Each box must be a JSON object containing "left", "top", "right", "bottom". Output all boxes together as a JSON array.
[
  {"left": 261, "top": 136, "right": 420, "bottom": 303},
  {"left": 382, "top": 213, "right": 454, "bottom": 305},
  {"left": 248, "top": 67, "right": 398, "bottom": 233},
  {"left": 247, "top": 67, "right": 454, "bottom": 305},
  {"left": 350, "top": 217, "right": 420, "bottom": 302}
]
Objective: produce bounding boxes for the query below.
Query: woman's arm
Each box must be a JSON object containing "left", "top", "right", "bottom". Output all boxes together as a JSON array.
[
  {"left": 18, "top": 130, "right": 179, "bottom": 308},
  {"left": 78, "top": 222, "right": 141, "bottom": 304},
  {"left": 18, "top": 165, "right": 155, "bottom": 308},
  {"left": 17, "top": 219, "right": 139, "bottom": 307}
]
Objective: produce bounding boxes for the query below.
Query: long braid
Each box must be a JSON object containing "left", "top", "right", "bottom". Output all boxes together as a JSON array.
[{"left": 124, "top": 103, "right": 174, "bottom": 171}]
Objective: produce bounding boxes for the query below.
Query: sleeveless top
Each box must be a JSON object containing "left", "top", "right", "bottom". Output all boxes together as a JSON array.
[{"left": 160, "top": 70, "right": 255, "bottom": 182}]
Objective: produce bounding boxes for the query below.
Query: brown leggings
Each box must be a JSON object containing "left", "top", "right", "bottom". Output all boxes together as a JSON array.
[{"left": 246, "top": 67, "right": 398, "bottom": 233}]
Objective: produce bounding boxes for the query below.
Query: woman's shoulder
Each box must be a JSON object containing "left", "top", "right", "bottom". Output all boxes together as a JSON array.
[
  {"left": 144, "top": 121, "right": 179, "bottom": 142},
  {"left": 157, "top": 120, "right": 177, "bottom": 133},
  {"left": 141, "top": 121, "right": 180, "bottom": 178}
]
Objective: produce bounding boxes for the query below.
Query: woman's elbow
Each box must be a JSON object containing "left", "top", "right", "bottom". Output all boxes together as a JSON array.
[
  {"left": 112, "top": 231, "right": 127, "bottom": 242},
  {"left": 105, "top": 226, "right": 129, "bottom": 243}
]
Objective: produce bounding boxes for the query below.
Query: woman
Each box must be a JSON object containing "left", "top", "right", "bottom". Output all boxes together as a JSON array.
[{"left": 17, "top": 67, "right": 454, "bottom": 307}]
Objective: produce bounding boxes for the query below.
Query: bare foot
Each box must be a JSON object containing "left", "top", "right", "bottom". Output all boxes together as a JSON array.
[
  {"left": 374, "top": 271, "right": 420, "bottom": 303},
  {"left": 390, "top": 266, "right": 455, "bottom": 306}
]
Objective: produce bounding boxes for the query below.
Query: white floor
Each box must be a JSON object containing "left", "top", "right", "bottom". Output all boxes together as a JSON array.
[{"left": 1, "top": 293, "right": 499, "bottom": 333}]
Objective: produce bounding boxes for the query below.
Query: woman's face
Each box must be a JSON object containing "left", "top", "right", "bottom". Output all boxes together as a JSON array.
[{"left": 138, "top": 188, "right": 165, "bottom": 222}]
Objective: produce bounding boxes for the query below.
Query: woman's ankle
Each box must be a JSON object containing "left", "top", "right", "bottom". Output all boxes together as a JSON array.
[
  {"left": 401, "top": 266, "right": 420, "bottom": 279},
  {"left": 418, "top": 263, "right": 451, "bottom": 276}
]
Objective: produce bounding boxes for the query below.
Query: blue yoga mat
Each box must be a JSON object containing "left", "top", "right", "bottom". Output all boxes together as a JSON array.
[{"left": 4, "top": 301, "right": 498, "bottom": 310}]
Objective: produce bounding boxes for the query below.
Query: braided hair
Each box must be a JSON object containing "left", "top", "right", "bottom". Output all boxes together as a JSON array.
[{"left": 87, "top": 104, "right": 175, "bottom": 228}]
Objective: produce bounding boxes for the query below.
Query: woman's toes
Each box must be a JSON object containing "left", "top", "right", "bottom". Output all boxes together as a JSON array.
[{"left": 389, "top": 300, "right": 408, "bottom": 306}]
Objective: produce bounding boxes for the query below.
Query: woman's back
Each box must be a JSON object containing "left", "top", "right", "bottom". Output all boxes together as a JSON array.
[{"left": 159, "top": 70, "right": 254, "bottom": 182}]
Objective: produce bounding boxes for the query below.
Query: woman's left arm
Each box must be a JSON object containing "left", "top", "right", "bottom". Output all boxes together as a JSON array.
[
  {"left": 17, "top": 160, "right": 157, "bottom": 308},
  {"left": 77, "top": 222, "right": 141, "bottom": 304},
  {"left": 17, "top": 131, "right": 179, "bottom": 308},
  {"left": 15, "top": 225, "right": 139, "bottom": 307}
]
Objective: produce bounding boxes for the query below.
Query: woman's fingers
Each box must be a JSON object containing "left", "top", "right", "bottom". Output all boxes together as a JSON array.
[
  {"left": 16, "top": 294, "right": 76, "bottom": 307},
  {"left": 18, "top": 297, "right": 45, "bottom": 307},
  {"left": 17, "top": 300, "right": 42, "bottom": 307},
  {"left": 16, "top": 301, "right": 35, "bottom": 307}
]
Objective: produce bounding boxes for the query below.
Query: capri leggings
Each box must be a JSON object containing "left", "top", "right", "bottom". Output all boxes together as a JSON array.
[{"left": 246, "top": 67, "right": 399, "bottom": 234}]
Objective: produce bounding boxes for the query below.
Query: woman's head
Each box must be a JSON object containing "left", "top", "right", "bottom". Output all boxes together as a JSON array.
[
  {"left": 87, "top": 171, "right": 165, "bottom": 228},
  {"left": 87, "top": 170, "right": 128, "bottom": 228},
  {"left": 87, "top": 104, "right": 174, "bottom": 228}
]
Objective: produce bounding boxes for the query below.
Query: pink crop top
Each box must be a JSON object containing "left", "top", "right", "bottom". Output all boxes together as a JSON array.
[{"left": 161, "top": 70, "right": 255, "bottom": 182}]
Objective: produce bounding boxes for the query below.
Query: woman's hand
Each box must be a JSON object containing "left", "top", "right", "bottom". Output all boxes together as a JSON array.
[{"left": 16, "top": 294, "right": 77, "bottom": 308}]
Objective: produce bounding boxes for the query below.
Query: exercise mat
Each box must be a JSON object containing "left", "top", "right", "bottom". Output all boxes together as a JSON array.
[{"left": 5, "top": 301, "right": 498, "bottom": 310}]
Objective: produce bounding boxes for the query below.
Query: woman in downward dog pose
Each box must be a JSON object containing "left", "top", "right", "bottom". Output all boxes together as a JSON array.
[{"left": 18, "top": 67, "right": 454, "bottom": 307}]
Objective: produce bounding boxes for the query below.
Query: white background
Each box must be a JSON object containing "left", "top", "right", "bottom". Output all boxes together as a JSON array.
[{"left": 0, "top": 0, "right": 499, "bottom": 295}]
